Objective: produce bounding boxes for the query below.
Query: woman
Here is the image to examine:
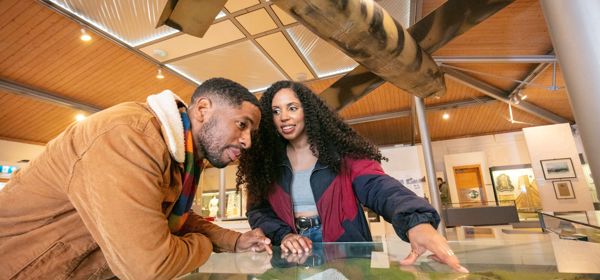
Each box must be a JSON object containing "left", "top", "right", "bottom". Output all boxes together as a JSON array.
[{"left": 237, "top": 81, "right": 467, "bottom": 272}]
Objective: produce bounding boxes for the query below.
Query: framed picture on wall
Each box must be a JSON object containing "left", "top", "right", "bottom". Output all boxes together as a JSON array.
[
  {"left": 552, "top": 180, "right": 576, "bottom": 199},
  {"left": 540, "top": 158, "right": 576, "bottom": 180}
]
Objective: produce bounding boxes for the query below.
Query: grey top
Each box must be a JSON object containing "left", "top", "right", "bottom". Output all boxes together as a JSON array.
[{"left": 291, "top": 165, "right": 317, "bottom": 214}]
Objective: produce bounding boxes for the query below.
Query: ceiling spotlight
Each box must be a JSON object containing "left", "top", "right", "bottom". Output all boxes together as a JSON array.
[
  {"left": 80, "top": 29, "right": 92, "bottom": 41},
  {"left": 156, "top": 68, "right": 165, "bottom": 79},
  {"left": 442, "top": 112, "right": 450, "bottom": 120},
  {"left": 295, "top": 72, "right": 307, "bottom": 81},
  {"left": 511, "top": 95, "right": 521, "bottom": 105},
  {"left": 518, "top": 92, "right": 528, "bottom": 100},
  {"left": 152, "top": 49, "right": 168, "bottom": 58},
  {"left": 75, "top": 114, "right": 86, "bottom": 122}
]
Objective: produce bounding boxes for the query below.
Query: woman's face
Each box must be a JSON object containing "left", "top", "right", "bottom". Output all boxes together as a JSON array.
[{"left": 271, "top": 88, "right": 306, "bottom": 142}]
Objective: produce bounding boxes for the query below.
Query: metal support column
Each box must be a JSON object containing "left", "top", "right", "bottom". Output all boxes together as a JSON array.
[
  {"left": 414, "top": 96, "right": 446, "bottom": 236},
  {"left": 218, "top": 169, "right": 226, "bottom": 220},
  {"left": 540, "top": 0, "right": 600, "bottom": 200}
]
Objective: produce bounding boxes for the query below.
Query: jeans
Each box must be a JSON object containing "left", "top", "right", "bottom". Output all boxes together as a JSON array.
[
  {"left": 299, "top": 225, "right": 323, "bottom": 243},
  {"left": 298, "top": 226, "right": 325, "bottom": 268}
]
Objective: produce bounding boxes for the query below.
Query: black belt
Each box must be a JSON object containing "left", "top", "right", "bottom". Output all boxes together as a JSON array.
[{"left": 295, "top": 216, "right": 321, "bottom": 231}]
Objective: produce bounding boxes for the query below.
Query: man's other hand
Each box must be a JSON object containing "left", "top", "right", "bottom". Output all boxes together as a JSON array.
[{"left": 235, "top": 228, "right": 272, "bottom": 254}]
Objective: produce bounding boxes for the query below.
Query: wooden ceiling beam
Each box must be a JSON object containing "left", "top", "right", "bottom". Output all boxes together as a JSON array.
[
  {"left": 0, "top": 78, "right": 101, "bottom": 113},
  {"left": 507, "top": 51, "right": 555, "bottom": 99}
]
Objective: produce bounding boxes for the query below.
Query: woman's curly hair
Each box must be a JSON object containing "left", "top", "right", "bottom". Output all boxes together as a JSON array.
[{"left": 236, "top": 80, "right": 384, "bottom": 206}]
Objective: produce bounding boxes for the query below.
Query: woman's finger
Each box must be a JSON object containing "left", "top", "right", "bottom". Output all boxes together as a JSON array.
[
  {"left": 399, "top": 247, "right": 421, "bottom": 266},
  {"left": 281, "top": 242, "right": 294, "bottom": 254},
  {"left": 427, "top": 248, "right": 469, "bottom": 273},
  {"left": 289, "top": 239, "right": 304, "bottom": 254},
  {"left": 296, "top": 236, "right": 312, "bottom": 252}
]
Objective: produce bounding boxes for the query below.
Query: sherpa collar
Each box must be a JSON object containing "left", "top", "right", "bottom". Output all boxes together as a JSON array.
[{"left": 147, "top": 90, "right": 187, "bottom": 163}]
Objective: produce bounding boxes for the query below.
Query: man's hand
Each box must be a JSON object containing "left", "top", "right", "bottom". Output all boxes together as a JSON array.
[
  {"left": 399, "top": 223, "right": 469, "bottom": 273},
  {"left": 235, "top": 228, "right": 272, "bottom": 254},
  {"left": 280, "top": 233, "right": 312, "bottom": 254}
]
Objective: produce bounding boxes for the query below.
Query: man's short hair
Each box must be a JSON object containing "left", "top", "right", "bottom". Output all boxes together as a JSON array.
[{"left": 191, "top": 77, "right": 259, "bottom": 108}]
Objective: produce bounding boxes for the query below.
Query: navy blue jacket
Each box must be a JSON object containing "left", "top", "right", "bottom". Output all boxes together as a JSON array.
[{"left": 247, "top": 155, "right": 440, "bottom": 245}]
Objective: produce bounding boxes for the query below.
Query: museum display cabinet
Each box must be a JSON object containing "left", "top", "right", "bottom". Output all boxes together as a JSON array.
[{"left": 179, "top": 234, "right": 600, "bottom": 279}]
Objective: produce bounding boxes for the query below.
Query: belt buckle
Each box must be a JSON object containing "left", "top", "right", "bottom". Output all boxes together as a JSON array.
[{"left": 295, "top": 217, "right": 311, "bottom": 231}]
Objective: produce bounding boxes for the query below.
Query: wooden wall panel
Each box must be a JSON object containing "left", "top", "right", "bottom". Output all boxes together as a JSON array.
[
  {"left": 520, "top": 65, "right": 573, "bottom": 121},
  {"left": 443, "top": 63, "right": 535, "bottom": 91},
  {"left": 350, "top": 117, "right": 414, "bottom": 146},
  {"left": 430, "top": 0, "right": 552, "bottom": 56},
  {"left": 424, "top": 79, "right": 487, "bottom": 106},
  {"left": 425, "top": 102, "right": 550, "bottom": 141},
  {"left": 0, "top": 90, "right": 80, "bottom": 143}
]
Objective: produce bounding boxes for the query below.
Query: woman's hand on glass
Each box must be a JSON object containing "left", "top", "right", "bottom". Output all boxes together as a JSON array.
[
  {"left": 280, "top": 233, "right": 312, "bottom": 254},
  {"left": 399, "top": 223, "right": 469, "bottom": 273}
]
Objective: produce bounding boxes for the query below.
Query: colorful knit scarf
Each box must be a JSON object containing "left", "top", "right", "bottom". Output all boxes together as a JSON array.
[{"left": 167, "top": 101, "right": 201, "bottom": 233}]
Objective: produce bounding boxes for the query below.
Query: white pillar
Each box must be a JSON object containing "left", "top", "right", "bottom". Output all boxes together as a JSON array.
[
  {"left": 540, "top": 0, "right": 600, "bottom": 201},
  {"left": 414, "top": 96, "right": 446, "bottom": 236},
  {"left": 218, "top": 168, "right": 226, "bottom": 219}
]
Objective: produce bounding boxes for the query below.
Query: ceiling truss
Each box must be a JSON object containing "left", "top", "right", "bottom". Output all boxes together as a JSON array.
[{"left": 441, "top": 65, "right": 570, "bottom": 124}]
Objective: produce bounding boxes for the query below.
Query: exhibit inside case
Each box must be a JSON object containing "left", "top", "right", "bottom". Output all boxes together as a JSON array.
[
  {"left": 195, "top": 165, "right": 248, "bottom": 219},
  {"left": 581, "top": 163, "right": 598, "bottom": 203},
  {"left": 489, "top": 164, "right": 542, "bottom": 215},
  {"left": 197, "top": 190, "right": 245, "bottom": 219}
]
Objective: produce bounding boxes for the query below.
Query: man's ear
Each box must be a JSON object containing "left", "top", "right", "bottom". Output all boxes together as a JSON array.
[{"left": 190, "top": 97, "right": 212, "bottom": 123}]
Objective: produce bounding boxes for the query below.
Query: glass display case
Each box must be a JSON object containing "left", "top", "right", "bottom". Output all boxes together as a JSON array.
[
  {"left": 197, "top": 190, "right": 245, "bottom": 219},
  {"left": 489, "top": 164, "right": 542, "bottom": 215},
  {"left": 581, "top": 164, "right": 598, "bottom": 203},
  {"left": 179, "top": 238, "right": 600, "bottom": 279},
  {"left": 195, "top": 165, "right": 247, "bottom": 219}
]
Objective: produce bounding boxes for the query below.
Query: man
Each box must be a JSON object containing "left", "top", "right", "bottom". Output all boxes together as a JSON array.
[
  {"left": 437, "top": 177, "right": 450, "bottom": 205},
  {"left": 0, "top": 78, "right": 272, "bottom": 280}
]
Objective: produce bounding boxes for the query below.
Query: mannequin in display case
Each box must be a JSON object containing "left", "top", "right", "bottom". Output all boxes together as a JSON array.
[{"left": 209, "top": 195, "right": 219, "bottom": 217}]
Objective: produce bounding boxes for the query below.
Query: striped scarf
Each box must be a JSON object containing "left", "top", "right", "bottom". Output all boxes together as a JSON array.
[{"left": 167, "top": 101, "right": 201, "bottom": 233}]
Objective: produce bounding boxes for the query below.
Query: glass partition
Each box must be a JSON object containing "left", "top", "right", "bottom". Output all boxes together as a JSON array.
[{"left": 539, "top": 212, "right": 600, "bottom": 243}]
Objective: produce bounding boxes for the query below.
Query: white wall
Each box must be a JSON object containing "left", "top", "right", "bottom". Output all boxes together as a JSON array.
[
  {"left": 523, "top": 124, "right": 594, "bottom": 212},
  {"left": 0, "top": 139, "right": 45, "bottom": 166},
  {"left": 443, "top": 151, "right": 492, "bottom": 204},
  {"left": 430, "top": 131, "right": 531, "bottom": 178},
  {"left": 380, "top": 145, "right": 430, "bottom": 198},
  {"left": 0, "top": 140, "right": 45, "bottom": 190},
  {"left": 429, "top": 132, "right": 532, "bottom": 204},
  {"left": 379, "top": 132, "right": 534, "bottom": 205}
]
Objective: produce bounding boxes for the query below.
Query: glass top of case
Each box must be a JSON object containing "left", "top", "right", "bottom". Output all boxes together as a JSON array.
[{"left": 179, "top": 238, "right": 600, "bottom": 280}]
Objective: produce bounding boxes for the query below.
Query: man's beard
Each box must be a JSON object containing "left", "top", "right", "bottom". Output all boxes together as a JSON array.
[{"left": 196, "top": 117, "right": 228, "bottom": 168}]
